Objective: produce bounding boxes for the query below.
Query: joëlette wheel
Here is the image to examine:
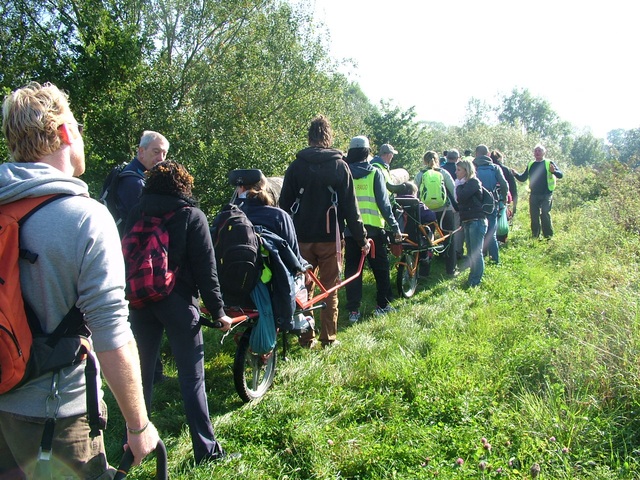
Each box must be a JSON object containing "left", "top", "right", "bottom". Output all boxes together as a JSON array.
[
  {"left": 396, "top": 252, "right": 418, "bottom": 298},
  {"left": 233, "top": 330, "right": 277, "bottom": 402}
]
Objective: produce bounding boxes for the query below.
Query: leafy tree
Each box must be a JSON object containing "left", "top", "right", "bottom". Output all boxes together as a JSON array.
[
  {"left": 607, "top": 128, "right": 640, "bottom": 166},
  {"left": 463, "top": 97, "right": 494, "bottom": 129},
  {"left": 365, "top": 101, "right": 427, "bottom": 172},
  {"left": 497, "top": 87, "right": 571, "bottom": 143},
  {"left": 569, "top": 133, "right": 606, "bottom": 166}
]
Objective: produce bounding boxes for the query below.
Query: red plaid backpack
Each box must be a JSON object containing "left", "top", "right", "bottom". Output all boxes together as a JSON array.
[{"left": 122, "top": 209, "right": 181, "bottom": 309}]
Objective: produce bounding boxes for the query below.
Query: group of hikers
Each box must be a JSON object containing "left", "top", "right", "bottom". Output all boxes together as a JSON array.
[{"left": 0, "top": 81, "right": 563, "bottom": 477}]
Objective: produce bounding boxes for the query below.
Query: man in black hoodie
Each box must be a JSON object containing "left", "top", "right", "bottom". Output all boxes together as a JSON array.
[{"left": 280, "top": 115, "right": 369, "bottom": 348}]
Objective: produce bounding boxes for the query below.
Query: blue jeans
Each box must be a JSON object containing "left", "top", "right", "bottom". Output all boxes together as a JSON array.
[
  {"left": 463, "top": 218, "right": 488, "bottom": 286},
  {"left": 483, "top": 211, "right": 499, "bottom": 263}
]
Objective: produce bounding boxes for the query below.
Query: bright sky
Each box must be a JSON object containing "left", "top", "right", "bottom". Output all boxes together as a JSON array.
[{"left": 304, "top": 0, "right": 638, "bottom": 139}]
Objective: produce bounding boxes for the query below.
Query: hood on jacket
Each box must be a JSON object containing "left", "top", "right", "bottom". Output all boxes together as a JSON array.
[
  {"left": 296, "top": 146, "right": 344, "bottom": 165},
  {"left": 348, "top": 161, "right": 375, "bottom": 180},
  {"left": 474, "top": 155, "right": 494, "bottom": 167},
  {"left": 0, "top": 162, "right": 88, "bottom": 205}
]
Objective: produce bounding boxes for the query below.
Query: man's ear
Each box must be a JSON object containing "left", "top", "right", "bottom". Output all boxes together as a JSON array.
[{"left": 58, "top": 123, "right": 73, "bottom": 145}]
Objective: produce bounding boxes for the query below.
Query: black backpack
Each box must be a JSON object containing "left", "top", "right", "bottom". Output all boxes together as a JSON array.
[
  {"left": 211, "top": 204, "right": 261, "bottom": 300},
  {"left": 480, "top": 186, "right": 498, "bottom": 215},
  {"left": 99, "top": 163, "right": 145, "bottom": 233}
]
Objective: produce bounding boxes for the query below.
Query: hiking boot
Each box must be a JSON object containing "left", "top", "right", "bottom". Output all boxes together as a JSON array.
[
  {"left": 374, "top": 305, "right": 396, "bottom": 316},
  {"left": 348, "top": 311, "right": 361, "bottom": 323},
  {"left": 321, "top": 339, "right": 340, "bottom": 349},
  {"left": 299, "top": 338, "right": 318, "bottom": 349}
]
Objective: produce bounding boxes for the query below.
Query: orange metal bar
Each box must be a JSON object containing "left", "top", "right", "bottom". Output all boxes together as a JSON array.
[{"left": 296, "top": 238, "right": 374, "bottom": 310}]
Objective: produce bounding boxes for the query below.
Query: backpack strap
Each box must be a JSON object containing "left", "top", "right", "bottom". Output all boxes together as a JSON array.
[
  {"left": 326, "top": 186, "right": 342, "bottom": 275},
  {"left": 8, "top": 194, "right": 103, "bottom": 465},
  {"left": 289, "top": 187, "right": 304, "bottom": 217}
]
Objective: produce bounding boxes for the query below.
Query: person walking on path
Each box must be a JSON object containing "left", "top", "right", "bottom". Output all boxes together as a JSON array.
[
  {"left": 0, "top": 81, "right": 159, "bottom": 478},
  {"left": 122, "top": 160, "right": 234, "bottom": 464},
  {"left": 455, "top": 158, "right": 488, "bottom": 287},
  {"left": 279, "top": 115, "right": 369, "bottom": 348},
  {"left": 415, "top": 151, "right": 458, "bottom": 275},
  {"left": 343, "top": 136, "right": 402, "bottom": 322},
  {"left": 512, "top": 144, "right": 564, "bottom": 238},
  {"left": 473, "top": 144, "right": 509, "bottom": 263}
]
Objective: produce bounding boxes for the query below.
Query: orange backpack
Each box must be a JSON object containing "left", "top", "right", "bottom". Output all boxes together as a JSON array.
[
  {"left": 0, "top": 195, "right": 91, "bottom": 394},
  {"left": 0, "top": 196, "right": 58, "bottom": 393}
]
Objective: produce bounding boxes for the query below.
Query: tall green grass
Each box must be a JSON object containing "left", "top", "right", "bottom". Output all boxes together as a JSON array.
[{"left": 105, "top": 164, "right": 640, "bottom": 479}]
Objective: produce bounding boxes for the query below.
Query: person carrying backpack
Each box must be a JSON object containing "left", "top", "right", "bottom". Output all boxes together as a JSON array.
[
  {"left": 0, "top": 82, "right": 159, "bottom": 478},
  {"left": 232, "top": 170, "right": 311, "bottom": 332},
  {"left": 121, "top": 160, "right": 235, "bottom": 464},
  {"left": 101, "top": 131, "right": 169, "bottom": 236},
  {"left": 415, "top": 151, "right": 458, "bottom": 276},
  {"left": 279, "top": 115, "right": 369, "bottom": 349},
  {"left": 454, "top": 158, "right": 488, "bottom": 287},
  {"left": 101, "top": 130, "right": 170, "bottom": 385},
  {"left": 473, "top": 144, "right": 509, "bottom": 264}
]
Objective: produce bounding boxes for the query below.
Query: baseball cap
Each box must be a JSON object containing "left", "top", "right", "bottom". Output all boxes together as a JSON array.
[
  {"left": 380, "top": 144, "right": 398, "bottom": 155},
  {"left": 349, "top": 135, "right": 370, "bottom": 149},
  {"left": 446, "top": 149, "right": 460, "bottom": 160}
]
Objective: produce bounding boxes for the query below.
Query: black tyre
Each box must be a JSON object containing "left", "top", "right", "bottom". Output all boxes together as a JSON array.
[
  {"left": 396, "top": 252, "right": 418, "bottom": 298},
  {"left": 233, "top": 331, "right": 276, "bottom": 402}
]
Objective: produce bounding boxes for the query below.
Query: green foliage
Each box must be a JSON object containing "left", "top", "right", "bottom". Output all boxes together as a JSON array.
[
  {"left": 364, "top": 100, "right": 428, "bottom": 170},
  {"left": 102, "top": 165, "right": 640, "bottom": 479},
  {"left": 569, "top": 132, "right": 607, "bottom": 166},
  {"left": 607, "top": 128, "right": 640, "bottom": 166},
  {"left": 498, "top": 87, "right": 572, "bottom": 143}
]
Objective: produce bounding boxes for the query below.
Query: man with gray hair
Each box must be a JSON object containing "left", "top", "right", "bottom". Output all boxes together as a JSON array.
[
  {"left": 115, "top": 130, "right": 169, "bottom": 229},
  {"left": 0, "top": 82, "right": 159, "bottom": 478},
  {"left": 114, "top": 130, "right": 170, "bottom": 384},
  {"left": 512, "top": 144, "right": 564, "bottom": 238}
]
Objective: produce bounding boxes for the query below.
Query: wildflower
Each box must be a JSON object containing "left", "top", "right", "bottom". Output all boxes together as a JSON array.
[
  {"left": 562, "top": 447, "right": 569, "bottom": 454},
  {"left": 549, "top": 436, "right": 556, "bottom": 442},
  {"left": 481, "top": 437, "right": 488, "bottom": 445},
  {"left": 479, "top": 461, "right": 487, "bottom": 471},
  {"left": 530, "top": 462, "right": 541, "bottom": 478},
  {"left": 327, "top": 439, "right": 334, "bottom": 446},
  {"left": 456, "top": 457, "right": 464, "bottom": 466},
  {"left": 484, "top": 442, "right": 492, "bottom": 451}
]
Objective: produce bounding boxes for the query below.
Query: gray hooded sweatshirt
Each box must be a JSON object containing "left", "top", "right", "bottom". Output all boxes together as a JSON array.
[{"left": 0, "top": 162, "right": 132, "bottom": 418}]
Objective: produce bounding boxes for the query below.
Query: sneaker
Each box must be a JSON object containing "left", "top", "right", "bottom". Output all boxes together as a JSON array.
[
  {"left": 348, "top": 311, "right": 361, "bottom": 323},
  {"left": 374, "top": 305, "right": 396, "bottom": 316},
  {"left": 291, "top": 314, "right": 315, "bottom": 335}
]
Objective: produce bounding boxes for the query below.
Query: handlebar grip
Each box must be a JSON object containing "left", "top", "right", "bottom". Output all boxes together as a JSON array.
[
  {"left": 114, "top": 448, "right": 133, "bottom": 480},
  {"left": 115, "top": 440, "right": 167, "bottom": 480},
  {"left": 199, "top": 315, "right": 223, "bottom": 329}
]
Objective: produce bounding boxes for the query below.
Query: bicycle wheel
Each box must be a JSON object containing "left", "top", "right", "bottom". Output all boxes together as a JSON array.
[
  {"left": 396, "top": 252, "right": 418, "bottom": 298},
  {"left": 233, "top": 331, "right": 277, "bottom": 402}
]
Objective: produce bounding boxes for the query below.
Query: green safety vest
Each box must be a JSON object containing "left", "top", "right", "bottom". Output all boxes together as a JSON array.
[
  {"left": 527, "top": 159, "right": 556, "bottom": 191},
  {"left": 353, "top": 171, "right": 383, "bottom": 228}
]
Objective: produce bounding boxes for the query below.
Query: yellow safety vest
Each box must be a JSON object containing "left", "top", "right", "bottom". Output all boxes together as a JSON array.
[
  {"left": 353, "top": 172, "right": 383, "bottom": 228},
  {"left": 528, "top": 159, "right": 556, "bottom": 191}
]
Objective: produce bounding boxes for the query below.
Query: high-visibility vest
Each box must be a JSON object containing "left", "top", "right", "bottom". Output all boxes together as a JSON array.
[
  {"left": 353, "top": 171, "right": 383, "bottom": 228},
  {"left": 528, "top": 159, "right": 556, "bottom": 191}
]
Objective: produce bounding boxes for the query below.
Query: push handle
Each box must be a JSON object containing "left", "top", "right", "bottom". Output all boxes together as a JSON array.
[{"left": 114, "top": 439, "right": 167, "bottom": 480}]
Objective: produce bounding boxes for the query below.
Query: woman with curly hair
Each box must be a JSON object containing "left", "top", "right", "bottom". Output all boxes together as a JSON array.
[{"left": 122, "top": 160, "right": 234, "bottom": 463}]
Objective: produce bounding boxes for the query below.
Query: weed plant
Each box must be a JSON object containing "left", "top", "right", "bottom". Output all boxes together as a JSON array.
[{"left": 105, "top": 165, "right": 640, "bottom": 479}]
